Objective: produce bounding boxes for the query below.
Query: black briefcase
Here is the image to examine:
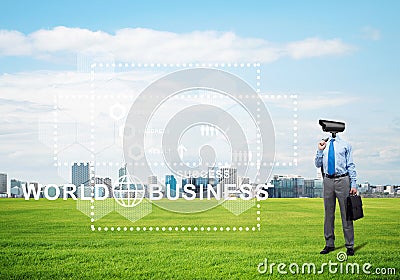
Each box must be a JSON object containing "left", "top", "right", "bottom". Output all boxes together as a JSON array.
[{"left": 346, "top": 195, "right": 364, "bottom": 221}]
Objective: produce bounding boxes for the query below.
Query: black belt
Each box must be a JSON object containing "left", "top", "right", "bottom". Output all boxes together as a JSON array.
[{"left": 325, "top": 172, "right": 349, "bottom": 179}]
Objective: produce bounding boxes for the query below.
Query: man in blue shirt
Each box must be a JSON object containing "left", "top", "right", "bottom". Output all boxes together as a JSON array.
[{"left": 315, "top": 135, "right": 357, "bottom": 256}]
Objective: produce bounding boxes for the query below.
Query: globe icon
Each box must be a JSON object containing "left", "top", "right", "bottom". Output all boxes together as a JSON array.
[{"left": 113, "top": 175, "right": 145, "bottom": 207}]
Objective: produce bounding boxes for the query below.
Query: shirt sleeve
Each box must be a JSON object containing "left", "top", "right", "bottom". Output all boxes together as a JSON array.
[
  {"left": 346, "top": 143, "right": 357, "bottom": 189},
  {"left": 315, "top": 149, "right": 324, "bottom": 168}
]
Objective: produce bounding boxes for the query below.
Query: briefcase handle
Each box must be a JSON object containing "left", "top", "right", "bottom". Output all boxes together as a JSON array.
[{"left": 348, "top": 193, "right": 359, "bottom": 197}]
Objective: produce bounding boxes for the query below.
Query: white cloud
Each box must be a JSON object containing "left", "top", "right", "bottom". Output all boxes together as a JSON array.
[
  {"left": 298, "top": 94, "right": 359, "bottom": 110},
  {"left": 286, "top": 38, "right": 354, "bottom": 59},
  {"left": 0, "top": 30, "right": 32, "bottom": 56},
  {"left": 377, "top": 146, "right": 400, "bottom": 163},
  {"left": 0, "top": 26, "right": 354, "bottom": 63},
  {"left": 31, "top": 26, "right": 110, "bottom": 53},
  {"left": 362, "top": 26, "right": 381, "bottom": 41}
]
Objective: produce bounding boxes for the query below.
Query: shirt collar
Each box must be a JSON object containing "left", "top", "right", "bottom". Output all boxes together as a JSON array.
[{"left": 329, "top": 135, "right": 341, "bottom": 141}]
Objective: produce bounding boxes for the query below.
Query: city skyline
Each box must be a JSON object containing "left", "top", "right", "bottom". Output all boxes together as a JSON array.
[{"left": 3, "top": 160, "right": 399, "bottom": 198}]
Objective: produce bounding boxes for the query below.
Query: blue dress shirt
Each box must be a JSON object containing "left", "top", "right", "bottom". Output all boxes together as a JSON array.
[{"left": 315, "top": 135, "right": 357, "bottom": 188}]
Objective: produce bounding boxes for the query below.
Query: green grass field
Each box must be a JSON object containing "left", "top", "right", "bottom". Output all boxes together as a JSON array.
[{"left": 0, "top": 198, "right": 399, "bottom": 279}]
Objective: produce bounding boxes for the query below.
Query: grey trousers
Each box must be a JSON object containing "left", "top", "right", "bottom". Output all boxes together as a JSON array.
[{"left": 323, "top": 175, "right": 354, "bottom": 249}]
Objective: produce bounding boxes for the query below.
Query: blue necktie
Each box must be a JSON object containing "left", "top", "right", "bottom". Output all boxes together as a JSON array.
[{"left": 328, "top": 139, "right": 335, "bottom": 175}]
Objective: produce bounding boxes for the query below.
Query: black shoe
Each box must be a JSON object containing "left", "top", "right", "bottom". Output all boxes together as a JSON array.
[
  {"left": 347, "top": 248, "right": 354, "bottom": 256},
  {"left": 320, "top": 246, "right": 335, "bottom": 254}
]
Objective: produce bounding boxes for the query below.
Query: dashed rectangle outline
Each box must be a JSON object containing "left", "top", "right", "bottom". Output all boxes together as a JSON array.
[{"left": 90, "top": 63, "right": 260, "bottom": 233}]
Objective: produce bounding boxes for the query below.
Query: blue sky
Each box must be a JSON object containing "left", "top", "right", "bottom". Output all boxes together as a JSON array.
[
  {"left": 1, "top": 0, "right": 398, "bottom": 94},
  {"left": 0, "top": 1, "right": 399, "bottom": 185}
]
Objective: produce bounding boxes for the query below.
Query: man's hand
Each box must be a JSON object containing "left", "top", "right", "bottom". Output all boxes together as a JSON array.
[
  {"left": 350, "top": 188, "right": 357, "bottom": 195},
  {"left": 318, "top": 140, "right": 326, "bottom": 150}
]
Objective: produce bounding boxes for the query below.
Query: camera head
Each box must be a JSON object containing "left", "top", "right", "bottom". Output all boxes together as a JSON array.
[{"left": 319, "top": 119, "right": 345, "bottom": 138}]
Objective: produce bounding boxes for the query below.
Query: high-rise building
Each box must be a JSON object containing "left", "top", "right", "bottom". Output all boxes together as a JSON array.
[
  {"left": 148, "top": 175, "right": 157, "bottom": 185},
  {"left": 219, "top": 167, "right": 237, "bottom": 196},
  {"left": 11, "top": 179, "right": 25, "bottom": 188},
  {"left": 103, "top": 177, "right": 112, "bottom": 198},
  {"left": 91, "top": 177, "right": 112, "bottom": 198},
  {"left": 314, "top": 179, "right": 323, "bottom": 197},
  {"left": 166, "top": 175, "right": 177, "bottom": 196},
  {"left": 76, "top": 185, "right": 91, "bottom": 198},
  {"left": 27, "top": 182, "right": 40, "bottom": 198},
  {"left": 0, "top": 173, "right": 7, "bottom": 195},
  {"left": 238, "top": 176, "right": 250, "bottom": 185},
  {"left": 384, "top": 185, "right": 394, "bottom": 195},
  {"left": 207, "top": 167, "right": 219, "bottom": 186},
  {"left": 103, "top": 177, "right": 112, "bottom": 187},
  {"left": 219, "top": 168, "right": 237, "bottom": 185},
  {"left": 10, "top": 179, "right": 25, "bottom": 198},
  {"left": 95, "top": 177, "right": 103, "bottom": 184},
  {"left": 358, "top": 182, "right": 370, "bottom": 194},
  {"left": 304, "top": 179, "right": 315, "bottom": 198},
  {"left": 194, "top": 177, "right": 209, "bottom": 198},
  {"left": 72, "top": 163, "right": 90, "bottom": 188},
  {"left": 269, "top": 175, "right": 305, "bottom": 198},
  {"left": 119, "top": 164, "right": 127, "bottom": 178},
  {"left": 375, "top": 185, "right": 384, "bottom": 193},
  {"left": 181, "top": 176, "right": 195, "bottom": 187}
]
